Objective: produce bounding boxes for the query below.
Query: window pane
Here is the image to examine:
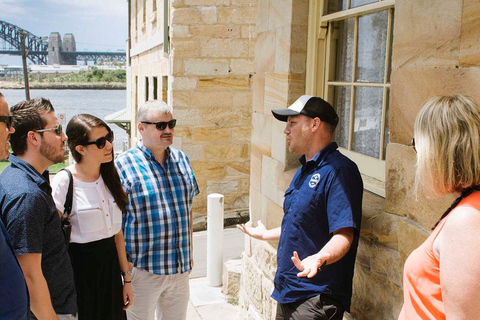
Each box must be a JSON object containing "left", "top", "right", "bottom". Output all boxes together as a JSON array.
[
  {"left": 332, "top": 86, "right": 352, "bottom": 149},
  {"left": 327, "top": 0, "right": 347, "bottom": 14},
  {"left": 351, "top": 0, "right": 378, "bottom": 8},
  {"left": 352, "top": 86, "right": 383, "bottom": 158},
  {"left": 383, "top": 88, "right": 390, "bottom": 159},
  {"left": 334, "top": 18, "right": 355, "bottom": 82},
  {"left": 356, "top": 10, "right": 388, "bottom": 83}
]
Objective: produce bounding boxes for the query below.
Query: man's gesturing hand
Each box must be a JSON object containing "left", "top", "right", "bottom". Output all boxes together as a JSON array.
[
  {"left": 291, "top": 251, "right": 332, "bottom": 278},
  {"left": 236, "top": 220, "right": 267, "bottom": 240}
]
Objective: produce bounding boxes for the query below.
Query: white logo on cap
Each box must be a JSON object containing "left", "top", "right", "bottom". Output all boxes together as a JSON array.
[{"left": 309, "top": 173, "right": 321, "bottom": 188}]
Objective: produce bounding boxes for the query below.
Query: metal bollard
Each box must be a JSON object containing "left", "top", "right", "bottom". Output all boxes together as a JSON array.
[{"left": 206, "top": 193, "right": 224, "bottom": 287}]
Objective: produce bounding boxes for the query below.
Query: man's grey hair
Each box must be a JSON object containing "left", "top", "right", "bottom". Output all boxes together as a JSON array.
[{"left": 137, "top": 100, "right": 173, "bottom": 122}]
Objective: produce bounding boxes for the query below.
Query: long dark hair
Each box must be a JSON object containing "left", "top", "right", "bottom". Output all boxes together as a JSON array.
[{"left": 66, "top": 114, "right": 128, "bottom": 210}]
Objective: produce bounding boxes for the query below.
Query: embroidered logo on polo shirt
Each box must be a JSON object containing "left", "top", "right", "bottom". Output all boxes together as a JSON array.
[{"left": 309, "top": 173, "right": 321, "bottom": 188}]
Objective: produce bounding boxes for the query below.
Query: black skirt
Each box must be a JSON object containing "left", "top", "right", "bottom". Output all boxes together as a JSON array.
[{"left": 69, "top": 236, "right": 126, "bottom": 320}]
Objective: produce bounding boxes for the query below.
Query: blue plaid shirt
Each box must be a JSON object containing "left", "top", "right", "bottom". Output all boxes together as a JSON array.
[{"left": 115, "top": 143, "right": 199, "bottom": 275}]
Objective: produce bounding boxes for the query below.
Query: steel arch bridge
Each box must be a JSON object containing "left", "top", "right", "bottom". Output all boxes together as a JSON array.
[
  {"left": 0, "top": 20, "right": 49, "bottom": 64},
  {"left": 0, "top": 20, "right": 126, "bottom": 65}
]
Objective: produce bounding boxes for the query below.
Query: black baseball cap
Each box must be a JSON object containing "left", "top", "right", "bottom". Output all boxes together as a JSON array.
[{"left": 271, "top": 95, "right": 339, "bottom": 125}]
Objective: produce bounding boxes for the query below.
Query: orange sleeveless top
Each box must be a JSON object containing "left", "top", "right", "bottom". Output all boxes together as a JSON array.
[{"left": 398, "top": 192, "right": 480, "bottom": 320}]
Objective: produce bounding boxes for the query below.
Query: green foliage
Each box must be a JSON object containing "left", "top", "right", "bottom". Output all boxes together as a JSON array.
[
  {"left": 0, "top": 160, "right": 67, "bottom": 174},
  {"left": 40, "top": 69, "right": 127, "bottom": 84}
]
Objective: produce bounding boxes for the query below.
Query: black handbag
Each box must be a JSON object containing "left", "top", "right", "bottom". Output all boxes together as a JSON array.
[{"left": 60, "top": 169, "right": 74, "bottom": 246}]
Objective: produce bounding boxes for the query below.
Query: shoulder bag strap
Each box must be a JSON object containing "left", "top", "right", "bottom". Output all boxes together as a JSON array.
[{"left": 62, "top": 168, "right": 74, "bottom": 220}]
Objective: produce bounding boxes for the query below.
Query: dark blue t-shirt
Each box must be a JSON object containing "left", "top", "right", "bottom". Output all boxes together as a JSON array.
[
  {"left": 0, "top": 155, "right": 77, "bottom": 315},
  {"left": 271, "top": 142, "right": 363, "bottom": 312},
  {"left": 0, "top": 219, "right": 29, "bottom": 319}
]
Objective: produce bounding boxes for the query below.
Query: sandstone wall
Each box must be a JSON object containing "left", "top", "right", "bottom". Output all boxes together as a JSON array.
[{"left": 169, "top": 0, "right": 257, "bottom": 218}]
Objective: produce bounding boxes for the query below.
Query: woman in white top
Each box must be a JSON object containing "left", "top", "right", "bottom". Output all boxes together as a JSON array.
[{"left": 51, "top": 114, "right": 133, "bottom": 320}]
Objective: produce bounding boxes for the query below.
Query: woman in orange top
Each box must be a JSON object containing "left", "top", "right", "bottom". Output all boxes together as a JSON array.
[{"left": 399, "top": 95, "right": 480, "bottom": 320}]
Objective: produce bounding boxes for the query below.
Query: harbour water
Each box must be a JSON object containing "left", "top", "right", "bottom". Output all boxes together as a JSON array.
[{"left": 0, "top": 89, "right": 129, "bottom": 152}]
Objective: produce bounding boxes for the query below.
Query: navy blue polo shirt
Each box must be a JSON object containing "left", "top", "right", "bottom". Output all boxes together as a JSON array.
[
  {"left": 0, "top": 155, "right": 77, "bottom": 315},
  {"left": 271, "top": 142, "right": 363, "bottom": 312},
  {"left": 0, "top": 219, "right": 29, "bottom": 319}
]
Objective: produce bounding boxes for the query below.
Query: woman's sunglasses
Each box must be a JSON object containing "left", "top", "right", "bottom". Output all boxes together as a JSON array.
[
  {"left": 141, "top": 119, "right": 177, "bottom": 131},
  {"left": 82, "top": 131, "right": 114, "bottom": 149},
  {"left": 0, "top": 116, "right": 13, "bottom": 129}
]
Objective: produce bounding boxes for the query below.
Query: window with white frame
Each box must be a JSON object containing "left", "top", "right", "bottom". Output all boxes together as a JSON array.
[{"left": 307, "top": 0, "right": 394, "bottom": 196}]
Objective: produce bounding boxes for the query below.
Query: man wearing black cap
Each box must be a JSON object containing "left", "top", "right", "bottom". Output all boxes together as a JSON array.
[{"left": 238, "top": 95, "right": 363, "bottom": 319}]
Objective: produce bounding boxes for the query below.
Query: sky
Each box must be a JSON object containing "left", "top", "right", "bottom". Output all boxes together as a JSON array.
[{"left": 0, "top": 0, "right": 128, "bottom": 65}]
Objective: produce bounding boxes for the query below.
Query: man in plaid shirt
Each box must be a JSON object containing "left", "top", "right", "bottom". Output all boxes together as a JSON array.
[{"left": 115, "top": 100, "right": 199, "bottom": 320}]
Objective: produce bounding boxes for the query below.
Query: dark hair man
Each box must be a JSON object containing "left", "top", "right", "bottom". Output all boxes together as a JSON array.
[
  {"left": 0, "top": 97, "right": 77, "bottom": 319},
  {"left": 238, "top": 95, "right": 363, "bottom": 320},
  {"left": 0, "top": 92, "right": 29, "bottom": 319}
]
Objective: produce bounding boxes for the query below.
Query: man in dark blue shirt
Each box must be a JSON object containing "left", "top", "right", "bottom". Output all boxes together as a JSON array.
[
  {"left": 0, "top": 98, "right": 77, "bottom": 319},
  {"left": 0, "top": 92, "right": 29, "bottom": 319},
  {"left": 238, "top": 95, "right": 363, "bottom": 320}
]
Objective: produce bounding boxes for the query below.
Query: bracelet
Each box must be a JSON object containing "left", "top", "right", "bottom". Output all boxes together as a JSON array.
[
  {"left": 121, "top": 270, "right": 132, "bottom": 276},
  {"left": 124, "top": 280, "right": 132, "bottom": 283}
]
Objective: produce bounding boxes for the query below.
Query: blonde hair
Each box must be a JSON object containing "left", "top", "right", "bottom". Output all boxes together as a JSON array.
[{"left": 415, "top": 95, "right": 480, "bottom": 196}]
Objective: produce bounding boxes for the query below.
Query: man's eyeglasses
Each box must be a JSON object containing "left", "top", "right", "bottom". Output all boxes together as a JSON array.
[
  {"left": 141, "top": 119, "right": 177, "bottom": 131},
  {"left": 35, "top": 124, "right": 63, "bottom": 136},
  {"left": 411, "top": 138, "right": 416, "bottom": 153},
  {"left": 0, "top": 116, "right": 13, "bottom": 129},
  {"left": 82, "top": 131, "right": 114, "bottom": 149}
]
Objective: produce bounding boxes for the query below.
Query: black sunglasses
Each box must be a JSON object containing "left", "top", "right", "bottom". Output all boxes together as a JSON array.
[
  {"left": 82, "top": 131, "right": 114, "bottom": 149},
  {"left": 0, "top": 116, "right": 13, "bottom": 129},
  {"left": 35, "top": 124, "right": 63, "bottom": 136},
  {"left": 411, "top": 138, "right": 416, "bottom": 153},
  {"left": 141, "top": 119, "right": 177, "bottom": 131}
]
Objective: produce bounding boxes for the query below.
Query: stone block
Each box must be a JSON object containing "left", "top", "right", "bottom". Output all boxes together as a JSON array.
[
  {"left": 225, "top": 194, "right": 249, "bottom": 210},
  {"left": 241, "top": 143, "right": 250, "bottom": 159},
  {"left": 171, "top": 25, "right": 190, "bottom": 38},
  {"left": 192, "top": 161, "right": 227, "bottom": 179},
  {"left": 198, "top": 77, "right": 251, "bottom": 90},
  {"left": 222, "top": 259, "right": 242, "bottom": 301},
  {"left": 265, "top": 195, "right": 284, "bottom": 230},
  {"left": 171, "top": 7, "right": 217, "bottom": 25},
  {"left": 250, "top": 147, "right": 263, "bottom": 191},
  {"left": 174, "top": 108, "right": 200, "bottom": 126},
  {"left": 241, "top": 25, "right": 257, "bottom": 39},
  {"left": 172, "top": 40, "right": 200, "bottom": 58},
  {"left": 174, "top": 126, "right": 193, "bottom": 143},
  {"left": 242, "top": 254, "right": 264, "bottom": 312},
  {"left": 194, "top": 127, "right": 230, "bottom": 142},
  {"left": 181, "top": 145, "right": 205, "bottom": 161},
  {"left": 264, "top": 73, "right": 289, "bottom": 112},
  {"left": 232, "top": 127, "right": 252, "bottom": 142},
  {"left": 200, "top": 39, "right": 250, "bottom": 58},
  {"left": 171, "top": 76, "right": 197, "bottom": 90},
  {"left": 184, "top": 59, "right": 229, "bottom": 75},
  {"left": 249, "top": 185, "right": 264, "bottom": 225},
  {"left": 230, "top": 59, "right": 255, "bottom": 75},
  {"left": 459, "top": 0, "right": 480, "bottom": 67},
  {"left": 192, "top": 91, "right": 232, "bottom": 108},
  {"left": 171, "top": 58, "right": 184, "bottom": 76},
  {"left": 207, "top": 179, "right": 239, "bottom": 194},
  {"left": 256, "top": 0, "right": 269, "bottom": 33},
  {"left": 171, "top": 90, "right": 191, "bottom": 108},
  {"left": 200, "top": 106, "right": 251, "bottom": 127},
  {"left": 385, "top": 143, "right": 455, "bottom": 230},
  {"left": 233, "top": 91, "right": 252, "bottom": 108},
  {"left": 251, "top": 112, "right": 272, "bottom": 157},
  {"left": 269, "top": 0, "right": 292, "bottom": 29},
  {"left": 205, "top": 144, "right": 241, "bottom": 160},
  {"left": 246, "top": 305, "right": 263, "bottom": 320},
  {"left": 227, "top": 161, "right": 250, "bottom": 178},
  {"left": 275, "top": 26, "right": 292, "bottom": 74},
  {"left": 271, "top": 120, "right": 287, "bottom": 165},
  {"left": 290, "top": 53, "right": 307, "bottom": 75},
  {"left": 392, "top": 0, "right": 462, "bottom": 70},
  {"left": 188, "top": 25, "right": 241, "bottom": 39},
  {"left": 351, "top": 263, "right": 403, "bottom": 320},
  {"left": 231, "top": 0, "right": 257, "bottom": 5},
  {"left": 252, "top": 74, "right": 266, "bottom": 113},
  {"left": 254, "top": 31, "right": 276, "bottom": 74},
  {"left": 261, "top": 156, "right": 286, "bottom": 207},
  {"left": 291, "top": 0, "right": 309, "bottom": 26},
  {"left": 251, "top": 239, "right": 277, "bottom": 280},
  {"left": 389, "top": 68, "right": 480, "bottom": 145},
  {"left": 262, "top": 276, "right": 276, "bottom": 320},
  {"left": 218, "top": 7, "right": 256, "bottom": 24},
  {"left": 397, "top": 219, "right": 429, "bottom": 266}
]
